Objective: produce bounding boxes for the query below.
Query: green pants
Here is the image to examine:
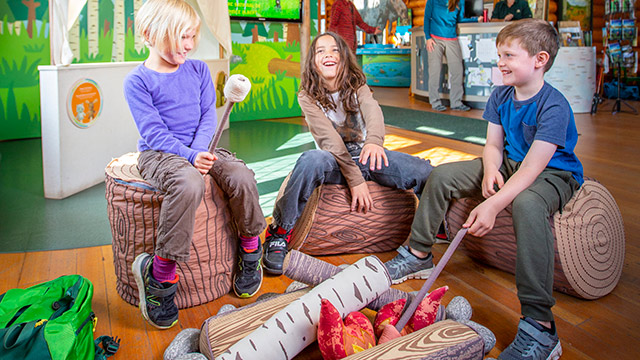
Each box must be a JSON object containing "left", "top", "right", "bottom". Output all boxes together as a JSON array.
[{"left": 410, "top": 157, "right": 580, "bottom": 321}]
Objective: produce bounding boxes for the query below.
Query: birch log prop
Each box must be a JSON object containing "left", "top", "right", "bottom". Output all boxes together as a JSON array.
[
  {"left": 283, "top": 250, "right": 413, "bottom": 311},
  {"left": 208, "top": 74, "right": 251, "bottom": 153},
  {"left": 216, "top": 256, "right": 392, "bottom": 360},
  {"left": 200, "top": 290, "right": 311, "bottom": 359}
]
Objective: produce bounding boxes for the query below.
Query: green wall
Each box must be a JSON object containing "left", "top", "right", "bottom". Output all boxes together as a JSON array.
[
  {"left": 0, "top": 0, "right": 147, "bottom": 141},
  {"left": 1, "top": 0, "right": 50, "bottom": 140},
  {"left": 0, "top": 1, "right": 317, "bottom": 140},
  {"left": 228, "top": 5, "right": 318, "bottom": 122}
]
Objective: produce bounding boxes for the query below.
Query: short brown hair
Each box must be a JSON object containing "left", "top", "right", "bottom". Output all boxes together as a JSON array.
[{"left": 496, "top": 19, "right": 559, "bottom": 72}]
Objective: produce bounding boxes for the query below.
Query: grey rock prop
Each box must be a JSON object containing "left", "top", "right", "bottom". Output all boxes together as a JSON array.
[
  {"left": 163, "top": 328, "right": 200, "bottom": 360},
  {"left": 174, "top": 353, "right": 208, "bottom": 360},
  {"left": 216, "top": 304, "right": 236, "bottom": 315},
  {"left": 255, "top": 292, "right": 280, "bottom": 302},
  {"left": 445, "top": 295, "right": 473, "bottom": 321},
  {"left": 285, "top": 281, "right": 308, "bottom": 293},
  {"left": 460, "top": 319, "right": 497, "bottom": 355}
]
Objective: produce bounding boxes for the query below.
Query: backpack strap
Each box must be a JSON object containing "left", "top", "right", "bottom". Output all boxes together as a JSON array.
[
  {"left": 2, "top": 319, "right": 46, "bottom": 350},
  {"left": 49, "top": 276, "right": 85, "bottom": 322},
  {"left": 94, "top": 335, "right": 120, "bottom": 359}
]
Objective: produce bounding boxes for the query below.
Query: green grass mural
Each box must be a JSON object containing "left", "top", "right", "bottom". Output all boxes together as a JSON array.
[
  {"left": 1, "top": 2, "right": 318, "bottom": 139},
  {"left": 229, "top": 20, "right": 318, "bottom": 122},
  {"left": 230, "top": 40, "right": 302, "bottom": 121},
  {"left": 0, "top": 14, "right": 49, "bottom": 140},
  {"left": 0, "top": 0, "right": 147, "bottom": 141}
]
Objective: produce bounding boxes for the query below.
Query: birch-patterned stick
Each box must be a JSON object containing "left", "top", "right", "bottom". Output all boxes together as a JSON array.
[
  {"left": 216, "top": 256, "right": 392, "bottom": 360},
  {"left": 208, "top": 74, "right": 251, "bottom": 153},
  {"left": 282, "top": 250, "right": 413, "bottom": 311}
]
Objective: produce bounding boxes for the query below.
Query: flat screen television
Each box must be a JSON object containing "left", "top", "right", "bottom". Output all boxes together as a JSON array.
[
  {"left": 464, "top": 0, "right": 484, "bottom": 18},
  {"left": 229, "top": 0, "right": 302, "bottom": 22}
]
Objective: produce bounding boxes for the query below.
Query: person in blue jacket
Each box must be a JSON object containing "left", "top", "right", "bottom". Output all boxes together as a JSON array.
[{"left": 424, "top": 0, "right": 483, "bottom": 111}]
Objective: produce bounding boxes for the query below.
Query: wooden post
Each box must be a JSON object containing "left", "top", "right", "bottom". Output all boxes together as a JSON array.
[{"left": 300, "top": 0, "right": 311, "bottom": 77}]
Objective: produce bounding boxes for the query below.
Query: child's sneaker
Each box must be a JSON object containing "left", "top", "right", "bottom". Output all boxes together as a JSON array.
[
  {"left": 498, "top": 317, "right": 562, "bottom": 360},
  {"left": 132, "top": 253, "right": 179, "bottom": 329},
  {"left": 384, "top": 246, "right": 434, "bottom": 284},
  {"left": 451, "top": 104, "right": 471, "bottom": 111},
  {"left": 262, "top": 227, "right": 291, "bottom": 275},
  {"left": 233, "top": 243, "right": 263, "bottom": 298}
]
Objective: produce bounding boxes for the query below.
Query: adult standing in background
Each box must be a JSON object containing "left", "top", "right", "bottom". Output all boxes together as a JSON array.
[
  {"left": 491, "top": 0, "right": 533, "bottom": 21},
  {"left": 329, "top": 0, "right": 382, "bottom": 53},
  {"left": 424, "top": 0, "right": 483, "bottom": 112}
]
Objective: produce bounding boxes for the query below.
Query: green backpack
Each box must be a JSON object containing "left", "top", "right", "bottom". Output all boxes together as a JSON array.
[{"left": 0, "top": 275, "right": 119, "bottom": 360}]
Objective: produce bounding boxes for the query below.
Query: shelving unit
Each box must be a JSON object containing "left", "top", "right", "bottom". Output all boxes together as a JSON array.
[{"left": 593, "top": 0, "right": 638, "bottom": 114}]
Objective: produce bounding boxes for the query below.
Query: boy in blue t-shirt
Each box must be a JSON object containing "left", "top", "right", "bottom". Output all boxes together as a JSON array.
[{"left": 385, "top": 19, "right": 582, "bottom": 360}]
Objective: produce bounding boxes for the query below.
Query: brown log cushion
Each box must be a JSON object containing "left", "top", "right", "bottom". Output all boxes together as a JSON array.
[
  {"left": 445, "top": 179, "right": 625, "bottom": 300},
  {"left": 105, "top": 152, "right": 236, "bottom": 309},
  {"left": 277, "top": 174, "right": 418, "bottom": 255}
]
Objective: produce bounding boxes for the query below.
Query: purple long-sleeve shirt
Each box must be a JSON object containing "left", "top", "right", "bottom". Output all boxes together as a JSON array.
[{"left": 123, "top": 59, "right": 217, "bottom": 165}]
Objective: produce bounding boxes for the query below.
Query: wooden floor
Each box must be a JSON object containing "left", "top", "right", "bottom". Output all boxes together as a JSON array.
[{"left": 1, "top": 88, "right": 639, "bottom": 359}]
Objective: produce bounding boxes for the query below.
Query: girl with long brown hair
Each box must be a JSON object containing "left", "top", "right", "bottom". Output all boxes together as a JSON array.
[{"left": 261, "top": 32, "right": 434, "bottom": 275}]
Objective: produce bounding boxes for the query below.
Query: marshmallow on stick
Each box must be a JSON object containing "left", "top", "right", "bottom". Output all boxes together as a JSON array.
[{"left": 208, "top": 74, "right": 251, "bottom": 153}]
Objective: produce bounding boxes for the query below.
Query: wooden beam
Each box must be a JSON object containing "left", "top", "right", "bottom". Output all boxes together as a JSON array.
[{"left": 300, "top": 0, "right": 311, "bottom": 77}]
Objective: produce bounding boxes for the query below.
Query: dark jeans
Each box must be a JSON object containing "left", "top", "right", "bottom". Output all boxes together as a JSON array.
[
  {"left": 409, "top": 156, "right": 580, "bottom": 321},
  {"left": 272, "top": 145, "right": 433, "bottom": 230},
  {"left": 138, "top": 149, "right": 266, "bottom": 262}
]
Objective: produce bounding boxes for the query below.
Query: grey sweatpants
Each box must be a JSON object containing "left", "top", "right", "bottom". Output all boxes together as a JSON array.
[
  {"left": 138, "top": 149, "right": 266, "bottom": 262},
  {"left": 427, "top": 37, "right": 465, "bottom": 108},
  {"left": 410, "top": 157, "right": 579, "bottom": 321}
]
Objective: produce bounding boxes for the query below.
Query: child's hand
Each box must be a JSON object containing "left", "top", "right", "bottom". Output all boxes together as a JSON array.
[
  {"left": 481, "top": 170, "right": 504, "bottom": 198},
  {"left": 194, "top": 151, "right": 217, "bottom": 175},
  {"left": 462, "top": 200, "right": 499, "bottom": 237},
  {"left": 350, "top": 182, "right": 373, "bottom": 213},
  {"left": 359, "top": 144, "right": 389, "bottom": 171}
]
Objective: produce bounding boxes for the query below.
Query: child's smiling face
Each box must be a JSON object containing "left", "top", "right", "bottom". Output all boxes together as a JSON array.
[
  {"left": 160, "top": 28, "right": 197, "bottom": 67},
  {"left": 314, "top": 35, "right": 341, "bottom": 90},
  {"left": 496, "top": 39, "right": 539, "bottom": 88}
]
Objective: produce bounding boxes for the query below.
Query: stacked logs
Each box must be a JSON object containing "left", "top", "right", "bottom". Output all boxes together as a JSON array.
[
  {"left": 405, "top": 0, "right": 426, "bottom": 27},
  {"left": 547, "top": 0, "right": 558, "bottom": 23}
]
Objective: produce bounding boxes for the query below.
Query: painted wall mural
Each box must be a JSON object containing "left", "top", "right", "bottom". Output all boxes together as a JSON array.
[
  {"left": 0, "top": 0, "right": 148, "bottom": 141},
  {"left": 1, "top": 0, "right": 50, "bottom": 140},
  {"left": 1, "top": 0, "right": 318, "bottom": 139},
  {"left": 561, "top": 0, "right": 591, "bottom": 30},
  {"left": 229, "top": 20, "right": 316, "bottom": 122},
  {"left": 356, "top": 0, "right": 409, "bottom": 34}
]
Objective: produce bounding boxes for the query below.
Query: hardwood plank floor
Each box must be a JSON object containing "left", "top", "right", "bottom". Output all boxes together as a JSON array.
[{"left": 1, "top": 88, "right": 638, "bottom": 359}]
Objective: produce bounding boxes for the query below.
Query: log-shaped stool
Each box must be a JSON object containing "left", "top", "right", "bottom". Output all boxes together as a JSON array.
[
  {"left": 445, "top": 179, "right": 625, "bottom": 300},
  {"left": 277, "top": 174, "right": 418, "bottom": 255},
  {"left": 105, "top": 152, "right": 236, "bottom": 309}
]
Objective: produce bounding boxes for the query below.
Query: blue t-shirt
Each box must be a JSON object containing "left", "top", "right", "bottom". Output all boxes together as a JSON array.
[
  {"left": 123, "top": 59, "right": 217, "bottom": 165},
  {"left": 483, "top": 82, "right": 584, "bottom": 185},
  {"left": 423, "top": 0, "right": 478, "bottom": 40}
]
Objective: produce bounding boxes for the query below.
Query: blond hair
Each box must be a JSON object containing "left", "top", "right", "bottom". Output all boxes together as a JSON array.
[
  {"left": 496, "top": 19, "right": 559, "bottom": 72},
  {"left": 135, "top": 0, "right": 201, "bottom": 54}
]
